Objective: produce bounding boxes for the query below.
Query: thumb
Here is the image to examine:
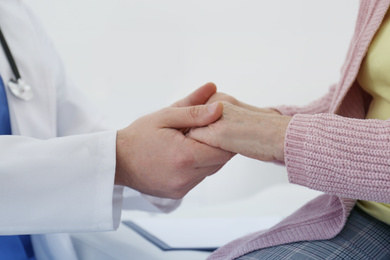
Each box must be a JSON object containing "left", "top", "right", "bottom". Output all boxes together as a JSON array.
[
  {"left": 171, "top": 82, "right": 217, "bottom": 107},
  {"left": 162, "top": 102, "right": 223, "bottom": 129}
]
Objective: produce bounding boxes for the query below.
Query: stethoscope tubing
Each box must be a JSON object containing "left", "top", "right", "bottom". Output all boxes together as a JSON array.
[{"left": 0, "top": 27, "right": 21, "bottom": 80}]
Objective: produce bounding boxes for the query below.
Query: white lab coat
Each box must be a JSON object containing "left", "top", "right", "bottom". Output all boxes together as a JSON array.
[{"left": 0, "top": 1, "right": 179, "bottom": 259}]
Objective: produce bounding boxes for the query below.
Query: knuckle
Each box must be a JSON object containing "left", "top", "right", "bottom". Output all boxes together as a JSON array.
[
  {"left": 226, "top": 96, "right": 237, "bottom": 104},
  {"left": 157, "top": 107, "right": 171, "bottom": 122},
  {"left": 219, "top": 93, "right": 237, "bottom": 104},
  {"left": 187, "top": 106, "right": 200, "bottom": 120},
  {"left": 173, "top": 151, "right": 194, "bottom": 170},
  {"left": 220, "top": 101, "right": 231, "bottom": 109},
  {"left": 160, "top": 107, "right": 171, "bottom": 115}
]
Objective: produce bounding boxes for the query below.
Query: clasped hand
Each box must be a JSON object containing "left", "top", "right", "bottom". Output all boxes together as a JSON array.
[
  {"left": 188, "top": 92, "right": 292, "bottom": 162},
  {"left": 115, "top": 83, "right": 291, "bottom": 200},
  {"left": 115, "top": 83, "right": 234, "bottom": 199}
]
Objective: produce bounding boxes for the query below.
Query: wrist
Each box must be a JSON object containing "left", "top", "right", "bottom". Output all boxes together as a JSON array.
[
  {"left": 115, "top": 129, "right": 132, "bottom": 187},
  {"left": 275, "top": 115, "right": 291, "bottom": 161}
]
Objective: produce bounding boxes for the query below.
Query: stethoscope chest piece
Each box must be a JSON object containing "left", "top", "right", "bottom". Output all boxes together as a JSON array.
[
  {"left": 8, "top": 78, "right": 34, "bottom": 101},
  {"left": 0, "top": 26, "right": 34, "bottom": 101}
]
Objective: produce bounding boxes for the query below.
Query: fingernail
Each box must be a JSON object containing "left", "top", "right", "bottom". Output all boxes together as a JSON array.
[{"left": 207, "top": 102, "right": 218, "bottom": 114}]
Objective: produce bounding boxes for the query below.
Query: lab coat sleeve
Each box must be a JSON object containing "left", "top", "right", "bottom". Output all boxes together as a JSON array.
[
  {"left": 0, "top": 131, "right": 117, "bottom": 235},
  {"left": 24, "top": 3, "right": 180, "bottom": 223}
]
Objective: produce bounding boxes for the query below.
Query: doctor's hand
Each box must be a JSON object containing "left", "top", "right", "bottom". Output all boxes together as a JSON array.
[
  {"left": 115, "top": 83, "right": 234, "bottom": 199},
  {"left": 188, "top": 102, "right": 291, "bottom": 162}
]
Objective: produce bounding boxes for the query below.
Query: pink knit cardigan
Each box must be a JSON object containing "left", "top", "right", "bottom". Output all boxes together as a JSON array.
[{"left": 208, "top": 1, "right": 390, "bottom": 259}]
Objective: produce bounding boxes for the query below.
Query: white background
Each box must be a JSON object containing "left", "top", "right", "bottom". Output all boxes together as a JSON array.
[{"left": 27, "top": 0, "right": 359, "bottom": 206}]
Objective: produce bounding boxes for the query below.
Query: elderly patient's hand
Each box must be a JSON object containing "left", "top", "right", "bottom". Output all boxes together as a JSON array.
[
  {"left": 115, "top": 83, "right": 234, "bottom": 199},
  {"left": 205, "top": 92, "right": 281, "bottom": 115},
  {"left": 188, "top": 102, "right": 291, "bottom": 162}
]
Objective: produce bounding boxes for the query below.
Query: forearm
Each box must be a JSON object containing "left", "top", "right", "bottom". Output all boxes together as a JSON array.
[
  {"left": 188, "top": 102, "right": 291, "bottom": 162},
  {"left": 285, "top": 113, "right": 390, "bottom": 203}
]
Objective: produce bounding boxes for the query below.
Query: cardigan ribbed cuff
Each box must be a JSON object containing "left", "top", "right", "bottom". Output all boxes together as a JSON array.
[
  {"left": 284, "top": 112, "right": 390, "bottom": 203},
  {"left": 284, "top": 114, "right": 312, "bottom": 187}
]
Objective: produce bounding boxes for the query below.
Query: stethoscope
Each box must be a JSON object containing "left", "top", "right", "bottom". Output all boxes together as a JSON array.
[{"left": 0, "top": 26, "right": 33, "bottom": 101}]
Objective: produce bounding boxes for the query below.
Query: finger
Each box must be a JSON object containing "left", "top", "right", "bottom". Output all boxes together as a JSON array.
[
  {"left": 187, "top": 125, "right": 218, "bottom": 149},
  {"left": 191, "top": 140, "right": 234, "bottom": 167},
  {"left": 171, "top": 82, "right": 217, "bottom": 107},
  {"left": 161, "top": 102, "right": 223, "bottom": 129},
  {"left": 206, "top": 92, "right": 236, "bottom": 105}
]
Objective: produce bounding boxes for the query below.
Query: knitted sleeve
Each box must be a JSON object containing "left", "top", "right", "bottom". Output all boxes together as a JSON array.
[
  {"left": 285, "top": 113, "right": 390, "bottom": 204},
  {"left": 275, "top": 84, "right": 336, "bottom": 116}
]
